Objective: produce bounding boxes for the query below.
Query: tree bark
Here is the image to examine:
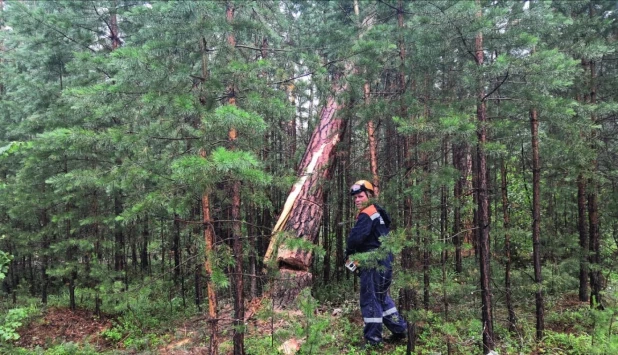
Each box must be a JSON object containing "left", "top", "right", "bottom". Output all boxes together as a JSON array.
[
  {"left": 263, "top": 79, "right": 347, "bottom": 304},
  {"left": 114, "top": 194, "right": 125, "bottom": 272},
  {"left": 422, "top": 153, "right": 431, "bottom": 310},
  {"left": 110, "top": 1, "right": 121, "bottom": 51},
  {"left": 199, "top": 33, "right": 219, "bottom": 355},
  {"left": 334, "top": 155, "right": 346, "bottom": 282},
  {"left": 365, "top": 82, "right": 380, "bottom": 195},
  {"left": 530, "top": 108, "right": 545, "bottom": 339},
  {"left": 140, "top": 219, "right": 149, "bottom": 272},
  {"left": 440, "top": 139, "right": 451, "bottom": 353},
  {"left": 474, "top": 4, "right": 494, "bottom": 350},
  {"left": 586, "top": 53, "right": 603, "bottom": 310},
  {"left": 322, "top": 190, "right": 331, "bottom": 284},
  {"left": 173, "top": 214, "right": 181, "bottom": 284},
  {"left": 226, "top": 4, "right": 245, "bottom": 353},
  {"left": 588, "top": 187, "right": 602, "bottom": 309},
  {"left": 202, "top": 191, "right": 219, "bottom": 355},
  {"left": 110, "top": 5, "right": 125, "bottom": 275},
  {"left": 501, "top": 160, "right": 517, "bottom": 332},
  {"left": 577, "top": 175, "right": 589, "bottom": 302},
  {"left": 40, "top": 208, "right": 49, "bottom": 305},
  {"left": 453, "top": 142, "right": 470, "bottom": 273},
  {"left": 231, "top": 176, "right": 244, "bottom": 355}
]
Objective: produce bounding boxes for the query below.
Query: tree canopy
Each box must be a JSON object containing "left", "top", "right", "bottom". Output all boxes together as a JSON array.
[{"left": 2, "top": 1, "right": 618, "bottom": 354}]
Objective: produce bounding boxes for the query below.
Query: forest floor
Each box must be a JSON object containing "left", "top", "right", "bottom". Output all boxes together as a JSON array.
[
  {"left": 14, "top": 307, "right": 114, "bottom": 351},
  {"left": 13, "top": 300, "right": 364, "bottom": 354},
  {"left": 12, "top": 292, "right": 594, "bottom": 354},
  {"left": 14, "top": 305, "right": 222, "bottom": 354}
]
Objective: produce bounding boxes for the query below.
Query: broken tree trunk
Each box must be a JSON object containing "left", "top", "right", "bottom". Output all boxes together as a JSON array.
[{"left": 263, "top": 80, "right": 347, "bottom": 305}]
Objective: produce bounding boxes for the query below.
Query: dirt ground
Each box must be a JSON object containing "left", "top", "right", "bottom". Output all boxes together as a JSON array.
[
  {"left": 12, "top": 301, "right": 400, "bottom": 354},
  {"left": 15, "top": 307, "right": 114, "bottom": 351},
  {"left": 13, "top": 302, "right": 293, "bottom": 354}
]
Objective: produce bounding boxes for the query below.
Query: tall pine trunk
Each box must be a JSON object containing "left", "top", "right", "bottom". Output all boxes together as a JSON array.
[
  {"left": 586, "top": 55, "right": 603, "bottom": 310},
  {"left": 110, "top": 4, "right": 126, "bottom": 281},
  {"left": 474, "top": 4, "right": 494, "bottom": 350},
  {"left": 577, "top": 175, "right": 589, "bottom": 302},
  {"left": 501, "top": 160, "right": 517, "bottom": 332},
  {"left": 365, "top": 82, "right": 380, "bottom": 195},
  {"left": 198, "top": 33, "right": 219, "bottom": 355},
  {"left": 225, "top": 3, "right": 245, "bottom": 353},
  {"left": 41, "top": 208, "right": 49, "bottom": 305},
  {"left": 453, "top": 143, "right": 464, "bottom": 274},
  {"left": 530, "top": 108, "right": 544, "bottom": 339},
  {"left": 202, "top": 191, "right": 219, "bottom": 355}
]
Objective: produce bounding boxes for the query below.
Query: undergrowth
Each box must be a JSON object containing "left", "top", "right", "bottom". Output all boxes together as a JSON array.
[{"left": 1, "top": 267, "right": 617, "bottom": 354}]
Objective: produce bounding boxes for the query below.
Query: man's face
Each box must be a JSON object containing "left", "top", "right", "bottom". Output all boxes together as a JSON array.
[{"left": 353, "top": 191, "right": 369, "bottom": 211}]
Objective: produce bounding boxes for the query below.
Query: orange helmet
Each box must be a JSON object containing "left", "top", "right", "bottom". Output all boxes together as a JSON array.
[{"left": 350, "top": 180, "right": 374, "bottom": 196}]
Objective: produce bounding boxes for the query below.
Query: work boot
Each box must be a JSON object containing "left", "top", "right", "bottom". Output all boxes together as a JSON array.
[
  {"left": 361, "top": 341, "right": 382, "bottom": 351},
  {"left": 384, "top": 332, "right": 406, "bottom": 344}
]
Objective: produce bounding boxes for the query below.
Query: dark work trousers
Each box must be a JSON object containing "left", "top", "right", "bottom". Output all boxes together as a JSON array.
[{"left": 358, "top": 253, "right": 407, "bottom": 344}]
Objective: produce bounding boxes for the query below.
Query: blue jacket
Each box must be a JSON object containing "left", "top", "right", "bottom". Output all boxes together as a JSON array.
[{"left": 346, "top": 203, "right": 391, "bottom": 256}]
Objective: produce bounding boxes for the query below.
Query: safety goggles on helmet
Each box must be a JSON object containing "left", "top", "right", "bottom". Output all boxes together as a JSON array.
[{"left": 350, "top": 180, "right": 374, "bottom": 196}]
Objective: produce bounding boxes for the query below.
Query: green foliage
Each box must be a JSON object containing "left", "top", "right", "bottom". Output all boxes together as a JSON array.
[
  {"left": 94, "top": 278, "right": 193, "bottom": 351},
  {"left": 0, "top": 237, "right": 12, "bottom": 282},
  {"left": 1, "top": 0, "right": 618, "bottom": 354},
  {"left": 295, "top": 289, "right": 333, "bottom": 354},
  {"left": 0, "top": 306, "right": 38, "bottom": 342},
  {"left": 39, "top": 342, "right": 101, "bottom": 355},
  {"left": 541, "top": 331, "right": 593, "bottom": 355}
]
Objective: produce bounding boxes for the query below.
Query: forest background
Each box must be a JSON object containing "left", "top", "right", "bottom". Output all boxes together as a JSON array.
[{"left": 1, "top": 1, "right": 618, "bottom": 354}]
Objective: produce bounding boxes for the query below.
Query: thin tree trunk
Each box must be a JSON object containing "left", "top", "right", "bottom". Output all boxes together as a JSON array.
[
  {"left": 353, "top": 0, "right": 379, "bottom": 195},
  {"left": 440, "top": 139, "right": 451, "bottom": 354},
  {"left": 41, "top": 208, "right": 49, "bottom": 305},
  {"left": 586, "top": 53, "right": 603, "bottom": 310},
  {"left": 225, "top": 4, "right": 244, "bottom": 352},
  {"left": 421, "top": 79, "right": 431, "bottom": 310},
  {"left": 110, "top": 6, "right": 125, "bottom": 276},
  {"left": 141, "top": 219, "right": 149, "bottom": 272},
  {"left": 193, "top": 248, "right": 202, "bottom": 311},
  {"left": 173, "top": 214, "right": 181, "bottom": 284},
  {"left": 365, "top": 82, "right": 380, "bottom": 195},
  {"left": 423, "top": 166, "right": 431, "bottom": 310},
  {"left": 131, "top": 240, "right": 138, "bottom": 270},
  {"left": 202, "top": 191, "right": 219, "bottom": 355},
  {"left": 530, "top": 108, "right": 544, "bottom": 339},
  {"left": 334, "top": 156, "right": 345, "bottom": 282},
  {"left": 114, "top": 194, "right": 125, "bottom": 272},
  {"left": 285, "top": 80, "right": 297, "bottom": 171},
  {"left": 395, "top": 2, "right": 417, "bottom": 351},
  {"left": 199, "top": 33, "right": 219, "bottom": 355},
  {"left": 452, "top": 143, "right": 461, "bottom": 272},
  {"left": 501, "top": 160, "right": 517, "bottom": 332},
  {"left": 160, "top": 219, "right": 165, "bottom": 274},
  {"left": 577, "top": 174, "right": 589, "bottom": 302},
  {"left": 475, "top": 3, "right": 494, "bottom": 350},
  {"left": 248, "top": 202, "right": 258, "bottom": 299},
  {"left": 231, "top": 177, "right": 244, "bottom": 355},
  {"left": 588, "top": 188, "right": 602, "bottom": 309},
  {"left": 65, "top": 191, "right": 77, "bottom": 311}
]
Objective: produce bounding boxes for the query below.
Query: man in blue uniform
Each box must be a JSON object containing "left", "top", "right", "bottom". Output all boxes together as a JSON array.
[{"left": 346, "top": 180, "right": 407, "bottom": 347}]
